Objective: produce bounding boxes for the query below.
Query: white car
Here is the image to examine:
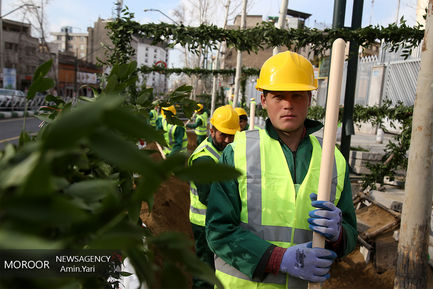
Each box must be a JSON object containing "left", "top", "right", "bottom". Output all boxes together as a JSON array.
[{"left": 0, "top": 88, "right": 25, "bottom": 109}]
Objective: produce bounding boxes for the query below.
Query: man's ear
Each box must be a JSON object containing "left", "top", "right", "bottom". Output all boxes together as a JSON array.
[{"left": 261, "top": 93, "right": 267, "bottom": 109}]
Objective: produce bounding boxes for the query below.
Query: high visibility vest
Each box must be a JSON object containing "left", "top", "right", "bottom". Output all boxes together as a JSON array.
[
  {"left": 215, "top": 129, "right": 347, "bottom": 289},
  {"left": 149, "top": 109, "right": 158, "bottom": 126},
  {"left": 161, "top": 118, "right": 188, "bottom": 155},
  {"left": 195, "top": 113, "right": 208, "bottom": 136},
  {"left": 188, "top": 138, "right": 222, "bottom": 226}
]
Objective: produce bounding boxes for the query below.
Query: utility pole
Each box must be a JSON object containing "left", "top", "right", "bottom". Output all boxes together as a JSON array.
[
  {"left": 211, "top": 0, "right": 231, "bottom": 116},
  {"left": 394, "top": 1, "right": 433, "bottom": 288},
  {"left": 273, "top": 0, "right": 289, "bottom": 55},
  {"left": 339, "top": 0, "right": 364, "bottom": 161},
  {"left": 232, "top": 0, "right": 247, "bottom": 108}
]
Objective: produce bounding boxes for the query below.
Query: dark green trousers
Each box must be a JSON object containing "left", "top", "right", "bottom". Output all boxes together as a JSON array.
[{"left": 191, "top": 223, "right": 214, "bottom": 289}]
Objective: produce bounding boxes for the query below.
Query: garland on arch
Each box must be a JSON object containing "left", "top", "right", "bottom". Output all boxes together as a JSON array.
[
  {"left": 106, "top": 9, "right": 424, "bottom": 65},
  {"left": 138, "top": 65, "right": 260, "bottom": 77}
]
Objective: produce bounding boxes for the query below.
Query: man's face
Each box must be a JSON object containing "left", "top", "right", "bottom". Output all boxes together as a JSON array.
[
  {"left": 239, "top": 118, "right": 248, "bottom": 131},
  {"left": 211, "top": 127, "right": 235, "bottom": 150},
  {"left": 261, "top": 91, "right": 311, "bottom": 133}
]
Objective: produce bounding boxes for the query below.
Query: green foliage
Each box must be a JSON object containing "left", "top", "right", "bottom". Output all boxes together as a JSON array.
[
  {"left": 0, "top": 61, "right": 237, "bottom": 288},
  {"left": 106, "top": 9, "right": 424, "bottom": 63},
  {"left": 308, "top": 101, "right": 413, "bottom": 189}
]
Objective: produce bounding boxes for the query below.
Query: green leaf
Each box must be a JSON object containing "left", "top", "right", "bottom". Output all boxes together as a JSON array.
[
  {"left": 0, "top": 151, "right": 41, "bottom": 189},
  {"left": 64, "top": 180, "right": 117, "bottom": 204},
  {"left": 89, "top": 128, "right": 161, "bottom": 176},
  {"left": 19, "top": 130, "right": 32, "bottom": 147},
  {"left": 33, "top": 59, "right": 53, "bottom": 82},
  {"left": 27, "top": 78, "right": 55, "bottom": 100},
  {"left": 103, "top": 108, "right": 165, "bottom": 144},
  {"left": 0, "top": 230, "right": 63, "bottom": 249},
  {"left": 3, "top": 195, "right": 88, "bottom": 226},
  {"left": 43, "top": 95, "right": 123, "bottom": 150},
  {"left": 174, "top": 162, "right": 241, "bottom": 184}
]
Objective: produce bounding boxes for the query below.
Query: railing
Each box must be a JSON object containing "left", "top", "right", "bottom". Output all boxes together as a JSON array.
[{"left": 0, "top": 95, "right": 77, "bottom": 112}]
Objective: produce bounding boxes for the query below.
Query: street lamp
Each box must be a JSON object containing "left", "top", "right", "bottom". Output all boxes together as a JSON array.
[
  {"left": 0, "top": 2, "right": 39, "bottom": 87},
  {"left": 143, "top": 8, "right": 179, "bottom": 25}
]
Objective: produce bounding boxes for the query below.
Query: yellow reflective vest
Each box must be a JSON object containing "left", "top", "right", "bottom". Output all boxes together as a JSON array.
[
  {"left": 215, "top": 129, "right": 346, "bottom": 289},
  {"left": 161, "top": 118, "right": 188, "bottom": 155},
  {"left": 188, "top": 138, "right": 222, "bottom": 226}
]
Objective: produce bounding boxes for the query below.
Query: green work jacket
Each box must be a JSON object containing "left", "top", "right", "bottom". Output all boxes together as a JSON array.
[
  {"left": 206, "top": 119, "right": 357, "bottom": 286},
  {"left": 188, "top": 136, "right": 222, "bottom": 226},
  {"left": 158, "top": 117, "right": 188, "bottom": 156}
]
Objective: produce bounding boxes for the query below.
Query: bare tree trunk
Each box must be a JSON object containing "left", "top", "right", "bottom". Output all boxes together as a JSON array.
[
  {"left": 232, "top": 0, "right": 247, "bottom": 108},
  {"left": 394, "top": 1, "right": 433, "bottom": 288},
  {"left": 273, "top": 0, "right": 289, "bottom": 55},
  {"left": 211, "top": 0, "right": 231, "bottom": 115}
]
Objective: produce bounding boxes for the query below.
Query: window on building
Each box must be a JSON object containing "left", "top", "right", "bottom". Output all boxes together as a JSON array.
[
  {"left": 67, "top": 36, "right": 73, "bottom": 41},
  {"left": 154, "top": 49, "right": 157, "bottom": 52},
  {"left": 145, "top": 47, "right": 148, "bottom": 51},
  {"left": 145, "top": 59, "right": 148, "bottom": 63},
  {"left": 57, "top": 35, "right": 62, "bottom": 41},
  {"left": 5, "top": 42, "right": 18, "bottom": 50}
]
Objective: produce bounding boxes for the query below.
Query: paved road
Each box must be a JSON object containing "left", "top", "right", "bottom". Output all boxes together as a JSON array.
[{"left": 0, "top": 117, "right": 42, "bottom": 150}]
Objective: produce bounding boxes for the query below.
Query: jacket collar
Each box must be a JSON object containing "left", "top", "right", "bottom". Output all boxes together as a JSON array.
[{"left": 265, "top": 118, "right": 323, "bottom": 141}]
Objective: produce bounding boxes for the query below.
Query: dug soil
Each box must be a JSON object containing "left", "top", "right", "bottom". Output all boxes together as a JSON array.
[{"left": 141, "top": 133, "right": 433, "bottom": 289}]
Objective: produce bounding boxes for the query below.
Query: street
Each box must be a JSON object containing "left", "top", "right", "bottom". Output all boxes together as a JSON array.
[{"left": 0, "top": 117, "right": 41, "bottom": 150}]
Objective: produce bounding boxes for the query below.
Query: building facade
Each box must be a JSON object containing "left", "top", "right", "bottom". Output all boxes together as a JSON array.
[
  {"left": 134, "top": 37, "right": 169, "bottom": 96},
  {"left": 51, "top": 26, "right": 88, "bottom": 59},
  {"left": 1, "top": 19, "right": 44, "bottom": 90}
]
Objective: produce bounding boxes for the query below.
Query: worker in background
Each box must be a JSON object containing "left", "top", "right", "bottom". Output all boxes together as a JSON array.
[
  {"left": 188, "top": 105, "right": 240, "bottom": 289},
  {"left": 187, "top": 103, "right": 209, "bottom": 145},
  {"left": 206, "top": 51, "right": 357, "bottom": 288},
  {"left": 156, "top": 105, "right": 188, "bottom": 156},
  {"left": 234, "top": 107, "right": 249, "bottom": 131},
  {"left": 149, "top": 105, "right": 159, "bottom": 127}
]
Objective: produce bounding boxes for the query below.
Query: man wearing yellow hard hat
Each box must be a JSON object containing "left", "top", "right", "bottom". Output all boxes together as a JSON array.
[
  {"left": 186, "top": 103, "right": 209, "bottom": 145},
  {"left": 188, "top": 105, "right": 240, "bottom": 289},
  {"left": 156, "top": 105, "right": 188, "bottom": 156},
  {"left": 206, "top": 51, "right": 357, "bottom": 288}
]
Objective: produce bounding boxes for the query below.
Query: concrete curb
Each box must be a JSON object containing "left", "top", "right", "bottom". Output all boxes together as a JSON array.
[{"left": 0, "top": 110, "right": 39, "bottom": 119}]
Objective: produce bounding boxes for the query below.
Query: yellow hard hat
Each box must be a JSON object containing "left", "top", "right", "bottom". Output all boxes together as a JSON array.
[
  {"left": 195, "top": 103, "right": 204, "bottom": 112},
  {"left": 210, "top": 105, "right": 240, "bottom": 135},
  {"left": 256, "top": 51, "right": 318, "bottom": 92},
  {"left": 161, "top": 105, "right": 176, "bottom": 117},
  {"left": 234, "top": 107, "right": 248, "bottom": 117}
]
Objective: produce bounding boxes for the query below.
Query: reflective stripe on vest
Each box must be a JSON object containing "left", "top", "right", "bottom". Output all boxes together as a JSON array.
[
  {"left": 195, "top": 113, "right": 208, "bottom": 136},
  {"left": 215, "top": 129, "right": 346, "bottom": 289},
  {"left": 162, "top": 118, "right": 188, "bottom": 154},
  {"left": 188, "top": 138, "right": 222, "bottom": 226}
]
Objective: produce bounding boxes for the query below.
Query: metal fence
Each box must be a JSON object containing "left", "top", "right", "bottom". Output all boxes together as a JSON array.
[
  {"left": 316, "top": 45, "right": 421, "bottom": 108},
  {"left": 381, "top": 59, "right": 420, "bottom": 106}
]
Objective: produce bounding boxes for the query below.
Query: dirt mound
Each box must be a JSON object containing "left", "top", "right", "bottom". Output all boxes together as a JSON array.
[
  {"left": 324, "top": 248, "right": 395, "bottom": 289},
  {"left": 140, "top": 175, "right": 192, "bottom": 239}
]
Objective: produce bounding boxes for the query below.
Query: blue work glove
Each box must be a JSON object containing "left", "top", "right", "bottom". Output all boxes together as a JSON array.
[
  {"left": 308, "top": 193, "right": 342, "bottom": 242},
  {"left": 279, "top": 242, "right": 337, "bottom": 282}
]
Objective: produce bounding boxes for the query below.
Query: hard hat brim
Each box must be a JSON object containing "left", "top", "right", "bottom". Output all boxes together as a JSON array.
[
  {"left": 256, "top": 80, "right": 318, "bottom": 92},
  {"left": 212, "top": 123, "right": 239, "bottom": 135}
]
